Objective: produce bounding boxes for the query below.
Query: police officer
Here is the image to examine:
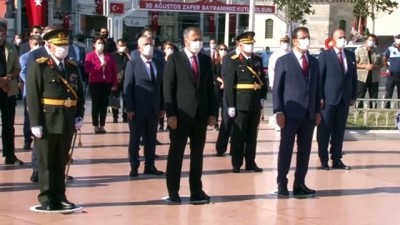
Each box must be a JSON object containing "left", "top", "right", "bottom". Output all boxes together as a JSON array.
[
  {"left": 26, "top": 29, "right": 85, "bottom": 211},
  {"left": 224, "top": 31, "right": 267, "bottom": 173}
]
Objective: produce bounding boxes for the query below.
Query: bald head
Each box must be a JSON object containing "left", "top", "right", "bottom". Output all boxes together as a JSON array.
[{"left": 333, "top": 29, "right": 346, "bottom": 50}]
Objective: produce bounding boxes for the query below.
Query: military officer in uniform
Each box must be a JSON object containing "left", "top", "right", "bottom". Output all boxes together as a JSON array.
[
  {"left": 26, "top": 29, "right": 85, "bottom": 211},
  {"left": 224, "top": 31, "right": 267, "bottom": 173}
]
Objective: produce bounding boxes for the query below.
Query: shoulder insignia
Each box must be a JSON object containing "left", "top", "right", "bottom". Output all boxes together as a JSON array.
[
  {"left": 36, "top": 57, "right": 49, "bottom": 64},
  {"left": 231, "top": 54, "right": 239, "bottom": 59},
  {"left": 66, "top": 59, "right": 78, "bottom": 67}
]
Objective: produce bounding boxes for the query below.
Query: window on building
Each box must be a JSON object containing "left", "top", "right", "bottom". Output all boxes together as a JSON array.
[
  {"left": 339, "top": 20, "right": 347, "bottom": 31},
  {"left": 265, "top": 19, "right": 274, "bottom": 39}
]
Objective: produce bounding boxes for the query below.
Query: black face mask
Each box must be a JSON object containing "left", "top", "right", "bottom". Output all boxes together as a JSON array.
[{"left": 101, "top": 33, "right": 108, "bottom": 38}]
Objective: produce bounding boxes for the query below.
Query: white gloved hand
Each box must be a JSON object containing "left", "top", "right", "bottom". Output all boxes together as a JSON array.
[
  {"left": 31, "top": 126, "right": 43, "bottom": 138},
  {"left": 75, "top": 117, "right": 84, "bottom": 130},
  {"left": 228, "top": 107, "right": 236, "bottom": 118}
]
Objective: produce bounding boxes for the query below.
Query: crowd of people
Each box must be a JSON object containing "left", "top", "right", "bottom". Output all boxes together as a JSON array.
[{"left": 3, "top": 14, "right": 400, "bottom": 210}]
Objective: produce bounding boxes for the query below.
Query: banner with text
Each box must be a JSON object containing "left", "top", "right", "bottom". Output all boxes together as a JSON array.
[{"left": 138, "top": 0, "right": 275, "bottom": 14}]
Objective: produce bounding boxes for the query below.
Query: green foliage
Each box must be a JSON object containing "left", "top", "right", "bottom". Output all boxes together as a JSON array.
[
  {"left": 273, "top": 0, "right": 315, "bottom": 24},
  {"left": 347, "top": 110, "right": 397, "bottom": 130},
  {"left": 353, "top": 0, "right": 398, "bottom": 19}
]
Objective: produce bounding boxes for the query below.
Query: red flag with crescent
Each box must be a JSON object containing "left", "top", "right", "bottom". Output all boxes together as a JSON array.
[
  {"left": 95, "top": 0, "right": 103, "bottom": 14},
  {"left": 151, "top": 12, "right": 159, "bottom": 32},
  {"left": 110, "top": 3, "right": 124, "bottom": 14},
  {"left": 26, "top": 0, "right": 47, "bottom": 27}
]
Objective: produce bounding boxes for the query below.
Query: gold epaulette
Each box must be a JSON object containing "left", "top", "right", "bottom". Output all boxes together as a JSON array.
[
  {"left": 36, "top": 57, "right": 49, "bottom": 64},
  {"left": 231, "top": 54, "right": 239, "bottom": 59},
  {"left": 66, "top": 59, "right": 78, "bottom": 67}
]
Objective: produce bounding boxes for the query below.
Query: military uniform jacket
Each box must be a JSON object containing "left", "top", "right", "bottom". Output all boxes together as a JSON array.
[
  {"left": 225, "top": 53, "right": 267, "bottom": 111},
  {"left": 26, "top": 56, "right": 85, "bottom": 135}
]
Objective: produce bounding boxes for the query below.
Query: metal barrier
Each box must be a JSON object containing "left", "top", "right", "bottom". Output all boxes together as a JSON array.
[{"left": 348, "top": 98, "right": 400, "bottom": 128}]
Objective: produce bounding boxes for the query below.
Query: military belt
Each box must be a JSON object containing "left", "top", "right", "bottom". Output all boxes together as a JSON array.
[
  {"left": 235, "top": 84, "right": 261, "bottom": 90},
  {"left": 42, "top": 98, "right": 77, "bottom": 108}
]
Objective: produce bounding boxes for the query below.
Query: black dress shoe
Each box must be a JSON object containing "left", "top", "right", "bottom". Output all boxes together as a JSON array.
[
  {"left": 39, "top": 201, "right": 61, "bottom": 211},
  {"left": 30, "top": 171, "right": 39, "bottom": 183},
  {"left": 129, "top": 168, "right": 138, "bottom": 177},
  {"left": 216, "top": 152, "right": 225, "bottom": 157},
  {"left": 320, "top": 162, "right": 330, "bottom": 170},
  {"left": 293, "top": 184, "right": 316, "bottom": 197},
  {"left": 232, "top": 167, "right": 240, "bottom": 173},
  {"left": 59, "top": 200, "right": 76, "bottom": 210},
  {"left": 277, "top": 184, "right": 289, "bottom": 196},
  {"left": 5, "top": 158, "right": 24, "bottom": 165},
  {"left": 245, "top": 164, "right": 263, "bottom": 172},
  {"left": 65, "top": 175, "right": 74, "bottom": 180},
  {"left": 156, "top": 139, "right": 162, "bottom": 145},
  {"left": 168, "top": 193, "right": 181, "bottom": 203},
  {"left": 23, "top": 142, "right": 32, "bottom": 150},
  {"left": 332, "top": 160, "right": 351, "bottom": 170},
  {"left": 144, "top": 166, "right": 164, "bottom": 175},
  {"left": 190, "top": 191, "right": 211, "bottom": 202}
]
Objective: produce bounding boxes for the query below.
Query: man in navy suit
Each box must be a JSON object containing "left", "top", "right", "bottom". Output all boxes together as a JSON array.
[
  {"left": 124, "top": 35, "right": 165, "bottom": 177},
  {"left": 164, "top": 26, "right": 217, "bottom": 203},
  {"left": 317, "top": 29, "right": 357, "bottom": 170},
  {"left": 273, "top": 27, "right": 321, "bottom": 197}
]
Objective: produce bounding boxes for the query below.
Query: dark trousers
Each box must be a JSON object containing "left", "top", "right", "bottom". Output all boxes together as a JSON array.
[
  {"left": 23, "top": 98, "right": 33, "bottom": 145},
  {"left": 128, "top": 114, "right": 158, "bottom": 169},
  {"left": 166, "top": 112, "right": 207, "bottom": 195},
  {"left": 111, "top": 83, "right": 127, "bottom": 120},
  {"left": 231, "top": 109, "right": 261, "bottom": 169},
  {"left": 214, "top": 87, "right": 223, "bottom": 123},
  {"left": 215, "top": 97, "right": 233, "bottom": 154},
  {"left": 317, "top": 101, "right": 349, "bottom": 163},
  {"left": 277, "top": 117, "right": 315, "bottom": 186},
  {"left": 0, "top": 92, "right": 16, "bottom": 160},
  {"left": 89, "top": 82, "right": 111, "bottom": 126},
  {"left": 385, "top": 74, "right": 400, "bottom": 108},
  {"left": 357, "top": 73, "right": 379, "bottom": 108},
  {"left": 36, "top": 133, "right": 73, "bottom": 204}
]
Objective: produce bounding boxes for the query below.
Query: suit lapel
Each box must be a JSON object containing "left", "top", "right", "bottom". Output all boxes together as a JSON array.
[
  {"left": 289, "top": 51, "right": 308, "bottom": 83},
  {"left": 180, "top": 51, "right": 196, "bottom": 86}
]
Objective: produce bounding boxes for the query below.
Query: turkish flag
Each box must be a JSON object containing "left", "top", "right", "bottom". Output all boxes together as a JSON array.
[
  {"left": 95, "top": 0, "right": 103, "bottom": 14},
  {"left": 62, "top": 15, "right": 70, "bottom": 30},
  {"left": 151, "top": 12, "right": 158, "bottom": 32},
  {"left": 26, "top": 0, "right": 47, "bottom": 27},
  {"left": 110, "top": 3, "right": 124, "bottom": 14},
  {"left": 208, "top": 14, "right": 215, "bottom": 33}
]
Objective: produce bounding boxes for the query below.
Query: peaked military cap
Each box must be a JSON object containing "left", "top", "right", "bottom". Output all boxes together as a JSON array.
[
  {"left": 236, "top": 31, "right": 256, "bottom": 44},
  {"left": 43, "top": 29, "right": 69, "bottom": 45},
  {"left": 280, "top": 35, "right": 290, "bottom": 42}
]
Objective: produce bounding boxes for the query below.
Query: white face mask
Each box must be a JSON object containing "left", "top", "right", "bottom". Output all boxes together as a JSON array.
[
  {"left": 95, "top": 43, "right": 104, "bottom": 52},
  {"left": 189, "top": 41, "right": 203, "bottom": 54},
  {"left": 210, "top": 43, "right": 216, "bottom": 49},
  {"left": 281, "top": 43, "right": 289, "bottom": 51},
  {"left": 367, "top": 40, "right": 375, "bottom": 48},
  {"left": 118, "top": 46, "right": 126, "bottom": 53},
  {"left": 336, "top": 38, "right": 346, "bottom": 49},
  {"left": 165, "top": 48, "right": 174, "bottom": 56},
  {"left": 54, "top": 45, "right": 69, "bottom": 59},
  {"left": 298, "top": 38, "right": 310, "bottom": 51},
  {"left": 15, "top": 39, "right": 22, "bottom": 45},
  {"left": 243, "top": 44, "right": 254, "bottom": 54},
  {"left": 219, "top": 50, "right": 227, "bottom": 57},
  {"left": 142, "top": 45, "right": 154, "bottom": 57},
  {"left": 395, "top": 39, "right": 400, "bottom": 45}
]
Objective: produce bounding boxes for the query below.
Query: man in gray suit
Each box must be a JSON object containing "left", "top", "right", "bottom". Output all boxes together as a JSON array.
[{"left": 124, "top": 35, "right": 165, "bottom": 177}]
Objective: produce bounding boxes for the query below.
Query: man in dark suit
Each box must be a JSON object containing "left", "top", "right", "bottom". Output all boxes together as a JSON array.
[
  {"left": 124, "top": 35, "right": 164, "bottom": 177},
  {"left": 164, "top": 26, "right": 217, "bottom": 203},
  {"left": 273, "top": 27, "right": 321, "bottom": 197},
  {"left": 68, "top": 35, "right": 87, "bottom": 84},
  {"left": 26, "top": 29, "right": 85, "bottom": 211},
  {"left": 224, "top": 32, "right": 267, "bottom": 173},
  {"left": 20, "top": 26, "right": 42, "bottom": 55},
  {"left": 317, "top": 29, "right": 358, "bottom": 170}
]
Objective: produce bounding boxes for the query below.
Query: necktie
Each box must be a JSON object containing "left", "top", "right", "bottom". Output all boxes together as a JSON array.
[
  {"left": 58, "top": 62, "right": 65, "bottom": 74},
  {"left": 146, "top": 61, "right": 156, "bottom": 83},
  {"left": 191, "top": 55, "right": 199, "bottom": 84},
  {"left": 301, "top": 54, "right": 308, "bottom": 76},
  {"left": 338, "top": 51, "right": 345, "bottom": 72}
]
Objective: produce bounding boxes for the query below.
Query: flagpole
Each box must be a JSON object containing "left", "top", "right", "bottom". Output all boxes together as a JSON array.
[{"left": 248, "top": 0, "right": 255, "bottom": 31}]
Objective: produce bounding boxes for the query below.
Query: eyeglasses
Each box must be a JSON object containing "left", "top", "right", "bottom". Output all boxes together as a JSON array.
[{"left": 219, "top": 48, "right": 227, "bottom": 51}]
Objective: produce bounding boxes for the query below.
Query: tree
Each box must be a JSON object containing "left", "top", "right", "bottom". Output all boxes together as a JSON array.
[
  {"left": 353, "top": 0, "right": 398, "bottom": 33},
  {"left": 273, "top": 0, "right": 315, "bottom": 34}
]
